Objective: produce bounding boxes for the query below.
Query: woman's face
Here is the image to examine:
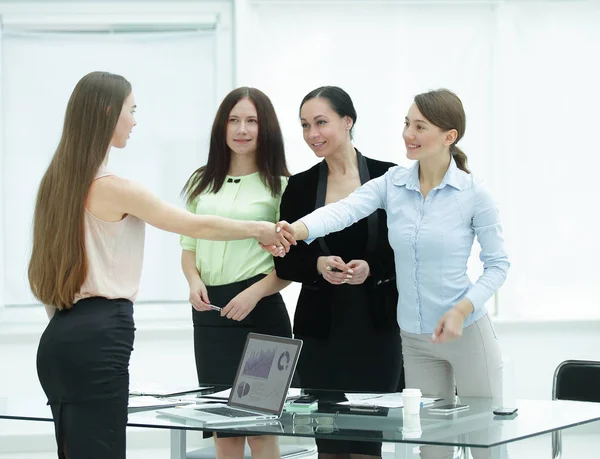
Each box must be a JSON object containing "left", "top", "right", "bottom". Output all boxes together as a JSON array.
[
  {"left": 226, "top": 98, "right": 259, "bottom": 157},
  {"left": 111, "top": 93, "right": 137, "bottom": 149},
  {"left": 300, "top": 98, "right": 352, "bottom": 158},
  {"left": 403, "top": 103, "right": 453, "bottom": 162}
]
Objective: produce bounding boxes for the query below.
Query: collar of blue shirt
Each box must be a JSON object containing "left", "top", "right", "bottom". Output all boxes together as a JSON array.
[{"left": 390, "top": 156, "right": 469, "bottom": 192}]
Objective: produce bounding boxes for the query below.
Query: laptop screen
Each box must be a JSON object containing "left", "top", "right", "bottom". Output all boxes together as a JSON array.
[{"left": 227, "top": 333, "right": 302, "bottom": 415}]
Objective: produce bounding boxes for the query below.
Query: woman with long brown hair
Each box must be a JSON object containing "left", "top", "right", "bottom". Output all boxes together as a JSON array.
[
  {"left": 30, "top": 72, "right": 294, "bottom": 459},
  {"left": 180, "top": 87, "right": 292, "bottom": 459}
]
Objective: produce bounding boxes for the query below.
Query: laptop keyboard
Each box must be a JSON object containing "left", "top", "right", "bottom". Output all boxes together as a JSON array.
[{"left": 197, "top": 406, "right": 259, "bottom": 418}]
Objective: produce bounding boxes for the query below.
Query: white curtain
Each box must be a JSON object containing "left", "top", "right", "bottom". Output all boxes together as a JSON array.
[{"left": 2, "top": 30, "right": 216, "bottom": 305}]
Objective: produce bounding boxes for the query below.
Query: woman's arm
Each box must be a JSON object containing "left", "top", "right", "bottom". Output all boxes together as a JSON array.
[
  {"left": 181, "top": 249, "right": 201, "bottom": 285},
  {"left": 463, "top": 181, "right": 510, "bottom": 311},
  {"left": 181, "top": 249, "right": 212, "bottom": 311},
  {"left": 244, "top": 271, "right": 292, "bottom": 299},
  {"left": 100, "top": 176, "right": 294, "bottom": 249},
  {"left": 432, "top": 181, "right": 510, "bottom": 345},
  {"left": 289, "top": 174, "right": 388, "bottom": 243},
  {"left": 220, "top": 271, "right": 292, "bottom": 321}
]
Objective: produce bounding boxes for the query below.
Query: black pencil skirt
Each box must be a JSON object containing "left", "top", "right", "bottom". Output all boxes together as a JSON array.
[
  {"left": 36, "top": 297, "right": 135, "bottom": 459},
  {"left": 193, "top": 274, "right": 292, "bottom": 438},
  {"left": 193, "top": 274, "right": 292, "bottom": 386},
  {"left": 295, "top": 285, "right": 404, "bottom": 456}
]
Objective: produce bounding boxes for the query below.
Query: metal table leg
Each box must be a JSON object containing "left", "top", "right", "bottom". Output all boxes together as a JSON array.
[{"left": 170, "top": 429, "right": 186, "bottom": 459}]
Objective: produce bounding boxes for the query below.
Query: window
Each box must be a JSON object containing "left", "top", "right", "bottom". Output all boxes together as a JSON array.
[{"left": 0, "top": 4, "right": 233, "bottom": 311}]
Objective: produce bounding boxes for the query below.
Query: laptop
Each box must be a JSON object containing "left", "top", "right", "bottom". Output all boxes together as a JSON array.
[{"left": 158, "top": 333, "right": 302, "bottom": 426}]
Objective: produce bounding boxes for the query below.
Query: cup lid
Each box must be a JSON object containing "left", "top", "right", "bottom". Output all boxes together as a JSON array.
[{"left": 402, "top": 388, "right": 422, "bottom": 396}]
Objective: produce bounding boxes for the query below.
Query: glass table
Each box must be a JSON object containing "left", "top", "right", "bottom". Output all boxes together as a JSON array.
[{"left": 2, "top": 394, "right": 600, "bottom": 459}]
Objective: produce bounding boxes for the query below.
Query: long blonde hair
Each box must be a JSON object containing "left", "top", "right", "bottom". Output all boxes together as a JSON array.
[{"left": 28, "top": 71, "right": 132, "bottom": 309}]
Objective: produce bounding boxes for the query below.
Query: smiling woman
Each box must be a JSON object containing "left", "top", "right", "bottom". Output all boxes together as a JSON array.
[
  {"left": 180, "top": 87, "right": 293, "bottom": 459},
  {"left": 275, "top": 85, "right": 404, "bottom": 459}
]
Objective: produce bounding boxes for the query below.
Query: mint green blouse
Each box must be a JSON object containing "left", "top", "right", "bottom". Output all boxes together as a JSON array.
[{"left": 180, "top": 172, "right": 287, "bottom": 286}]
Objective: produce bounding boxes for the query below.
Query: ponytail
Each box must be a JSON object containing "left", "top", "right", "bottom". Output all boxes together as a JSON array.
[
  {"left": 414, "top": 89, "right": 470, "bottom": 174},
  {"left": 451, "top": 145, "right": 470, "bottom": 174}
]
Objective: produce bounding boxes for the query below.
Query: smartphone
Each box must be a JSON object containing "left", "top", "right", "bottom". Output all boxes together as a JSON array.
[
  {"left": 292, "top": 395, "right": 318, "bottom": 404},
  {"left": 287, "top": 395, "right": 318, "bottom": 412},
  {"left": 428, "top": 403, "right": 470, "bottom": 414},
  {"left": 493, "top": 407, "right": 518, "bottom": 416}
]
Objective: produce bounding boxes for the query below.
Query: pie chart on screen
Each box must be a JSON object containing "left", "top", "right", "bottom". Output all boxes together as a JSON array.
[
  {"left": 277, "top": 351, "right": 290, "bottom": 371},
  {"left": 237, "top": 381, "right": 250, "bottom": 398}
]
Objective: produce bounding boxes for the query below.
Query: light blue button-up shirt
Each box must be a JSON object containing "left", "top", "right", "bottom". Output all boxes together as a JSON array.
[{"left": 300, "top": 158, "right": 510, "bottom": 334}]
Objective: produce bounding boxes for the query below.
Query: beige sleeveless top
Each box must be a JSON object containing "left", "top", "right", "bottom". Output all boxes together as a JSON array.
[{"left": 74, "top": 166, "right": 146, "bottom": 304}]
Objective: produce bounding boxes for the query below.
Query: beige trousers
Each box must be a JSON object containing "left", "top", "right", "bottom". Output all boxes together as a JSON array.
[{"left": 401, "top": 313, "right": 505, "bottom": 459}]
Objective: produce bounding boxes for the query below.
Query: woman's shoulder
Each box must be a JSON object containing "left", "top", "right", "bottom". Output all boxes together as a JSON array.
[
  {"left": 90, "top": 172, "right": 128, "bottom": 192},
  {"left": 287, "top": 163, "right": 320, "bottom": 186},
  {"left": 455, "top": 171, "right": 487, "bottom": 194},
  {"left": 453, "top": 173, "right": 500, "bottom": 213}
]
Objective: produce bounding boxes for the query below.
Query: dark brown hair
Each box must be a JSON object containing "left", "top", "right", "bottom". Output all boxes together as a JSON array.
[
  {"left": 182, "top": 87, "right": 289, "bottom": 203},
  {"left": 414, "top": 89, "right": 470, "bottom": 173},
  {"left": 28, "top": 71, "right": 132, "bottom": 309},
  {"left": 300, "top": 86, "right": 357, "bottom": 139}
]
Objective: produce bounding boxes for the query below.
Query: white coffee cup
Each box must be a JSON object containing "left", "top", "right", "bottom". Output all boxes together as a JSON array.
[{"left": 401, "top": 388, "right": 422, "bottom": 415}]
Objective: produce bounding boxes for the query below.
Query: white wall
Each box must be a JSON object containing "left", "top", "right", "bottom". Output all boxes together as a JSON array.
[
  {"left": 233, "top": 0, "right": 600, "bottom": 320},
  {"left": 2, "top": 0, "right": 599, "bottom": 318}
]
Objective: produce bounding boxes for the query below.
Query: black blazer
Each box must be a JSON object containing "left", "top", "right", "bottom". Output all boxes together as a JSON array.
[{"left": 274, "top": 151, "right": 399, "bottom": 338}]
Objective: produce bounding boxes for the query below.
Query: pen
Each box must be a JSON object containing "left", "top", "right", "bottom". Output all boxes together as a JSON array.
[{"left": 349, "top": 406, "right": 379, "bottom": 412}]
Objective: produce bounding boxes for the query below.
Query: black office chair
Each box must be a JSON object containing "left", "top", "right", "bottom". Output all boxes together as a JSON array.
[{"left": 551, "top": 359, "right": 600, "bottom": 459}]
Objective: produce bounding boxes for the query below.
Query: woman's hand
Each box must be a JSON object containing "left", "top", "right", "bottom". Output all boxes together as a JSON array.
[
  {"left": 345, "top": 260, "right": 370, "bottom": 285},
  {"left": 430, "top": 305, "right": 471, "bottom": 343},
  {"left": 431, "top": 299, "right": 475, "bottom": 343},
  {"left": 317, "top": 256, "right": 353, "bottom": 285},
  {"left": 189, "top": 279, "right": 211, "bottom": 312},
  {"left": 255, "top": 221, "right": 296, "bottom": 257},
  {"left": 221, "top": 288, "right": 260, "bottom": 321}
]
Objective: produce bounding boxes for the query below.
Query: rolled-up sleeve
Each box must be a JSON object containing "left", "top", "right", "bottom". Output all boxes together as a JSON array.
[
  {"left": 180, "top": 198, "right": 198, "bottom": 252},
  {"left": 300, "top": 175, "right": 387, "bottom": 244},
  {"left": 464, "top": 182, "right": 510, "bottom": 310}
]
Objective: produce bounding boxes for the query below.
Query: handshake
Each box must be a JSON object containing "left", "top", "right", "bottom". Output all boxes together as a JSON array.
[{"left": 255, "top": 220, "right": 307, "bottom": 257}]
